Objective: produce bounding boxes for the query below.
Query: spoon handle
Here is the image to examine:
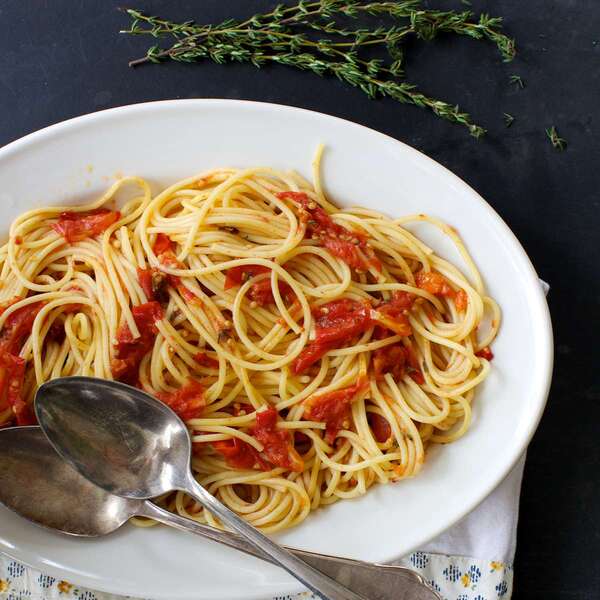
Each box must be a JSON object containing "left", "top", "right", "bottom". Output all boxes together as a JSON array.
[
  {"left": 140, "top": 501, "right": 441, "bottom": 600},
  {"left": 183, "top": 476, "right": 366, "bottom": 600}
]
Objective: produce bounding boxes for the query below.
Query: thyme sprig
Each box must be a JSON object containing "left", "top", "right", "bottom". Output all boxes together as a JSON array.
[
  {"left": 509, "top": 74, "right": 525, "bottom": 88},
  {"left": 503, "top": 113, "right": 515, "bottom": 127},
  {"left": 546, "top": 126, "right": 566, "bottom": 150},
  {"left": 122, "top": 1, "right": 516, "bottom": 137}
]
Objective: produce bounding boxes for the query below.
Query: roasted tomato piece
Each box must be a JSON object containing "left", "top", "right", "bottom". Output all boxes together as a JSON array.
[
  {"left": 111, "top": 301, "right": 163, "bottom": 384},
  {"left": 405, "top": 343, "right": 425, "bottom": 384},
  {"left": 303, "top": 378, "right": 369, "bottom": 443},
  {"left": 292, "top": 299, "right": 372, "bottom": 374},
  {"left": 224, "top": 265, "right": 294, "bottom": 306},
  {"left": 277, "top": 191, "right": 381, "bottom": 272},
  {"left": 0, "top": 301, "right": 44, "bottom": 355},
  {"left": 475, "top": 346, "right": 494, "bottom": 361},
  {"left": 152, "top": 236, "right": 198, "bottom": 301},
  {"left": 193, "top": 352, "right": 219, "bottom": 369},
  {"left": 455, "top": 289, "right": 468, "bottom": 311},
  {"left": 224, "top": 265, "right": 271, "bottom": 290},
  {"left": 137, "top": 268, "right": 169, "bottom": 303},
  {"left": 0, "top": 350, "right": 34, "bottom": 425},
  {"left": 415, "top": 271, "right": 455, "bottom": 297},
  {"left": 212, "top": 437, "right": 268, "bottom": 470},
  {"left": 252, "top": 407, "right": 304, "bottom": 472},
  {"left": 52, "top": 209, "right": 120, "bottom": 243},
  {"left": 156, "top": 378, "right": 205, "bottom": 421},
  {"left": 368, "top": 413, "right": 392, "bottom": 443},
  {"left": 153, "top": 233, "right": 175, "bottom": 255},
  {"left": 371, "top": 291, "right": 415, "bottom": 336},
  {"left": 372, "top": 344, "right": 407, "bottom": 379}
]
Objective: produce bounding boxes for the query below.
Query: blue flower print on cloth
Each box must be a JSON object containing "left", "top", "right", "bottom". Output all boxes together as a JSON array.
[
  {"left": 443, "top": 564, "right": 462, "bottom": 583},
  {"left": 0, "top": 552, "right": 514, "bottom": 600}
]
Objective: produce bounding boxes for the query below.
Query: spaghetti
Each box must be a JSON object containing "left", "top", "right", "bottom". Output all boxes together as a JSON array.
[{"left": 0, "top": 148, "right": 499, "bottom": 532}]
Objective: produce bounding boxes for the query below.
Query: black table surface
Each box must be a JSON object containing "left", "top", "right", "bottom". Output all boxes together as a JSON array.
[{"left": 1, "top": 1, "right": 598, "bottom": 599}]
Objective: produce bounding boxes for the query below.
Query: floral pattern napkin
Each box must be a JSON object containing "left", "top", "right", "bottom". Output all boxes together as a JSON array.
[{"left": 0, "top": 551, "right": 513, "bottom": 600}]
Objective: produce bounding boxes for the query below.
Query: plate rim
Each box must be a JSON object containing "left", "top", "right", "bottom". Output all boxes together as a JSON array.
[{"left": 0, "top": 98, "right": 553, "bottom": 599}]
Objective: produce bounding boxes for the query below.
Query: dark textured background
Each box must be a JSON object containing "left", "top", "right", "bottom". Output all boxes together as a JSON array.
[{"left": 0, "top": 1, "right": 598, "bottom": 598}]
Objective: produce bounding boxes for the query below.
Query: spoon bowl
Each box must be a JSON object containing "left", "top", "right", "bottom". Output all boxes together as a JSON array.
[
  {"left": 0, "top": 426, "right": 138, "bottom": 536},
  {"left": 35, "top": 377, "right": 191, "bottom": 498}
]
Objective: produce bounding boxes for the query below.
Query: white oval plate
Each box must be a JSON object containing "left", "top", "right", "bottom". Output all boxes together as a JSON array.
[{"left": 0, "top": 100, "right": 552, "bottom": 600}]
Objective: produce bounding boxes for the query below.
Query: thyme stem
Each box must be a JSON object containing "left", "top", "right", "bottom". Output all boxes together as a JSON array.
[{"left": 122, "top": 1, "right": 517, "bottom": 137}]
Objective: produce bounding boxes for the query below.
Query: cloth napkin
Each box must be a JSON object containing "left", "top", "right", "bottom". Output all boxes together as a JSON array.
[{"left": 0, "top": 282, "right": 550, "bottom": 600}]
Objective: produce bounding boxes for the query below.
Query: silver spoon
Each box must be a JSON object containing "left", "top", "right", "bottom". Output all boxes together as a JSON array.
[
  {"left": 0, "top": 426, "right": 440, "bottom": 600},
  {"left": 35, "top": 376, "right": 433, "bottom": 600}
]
